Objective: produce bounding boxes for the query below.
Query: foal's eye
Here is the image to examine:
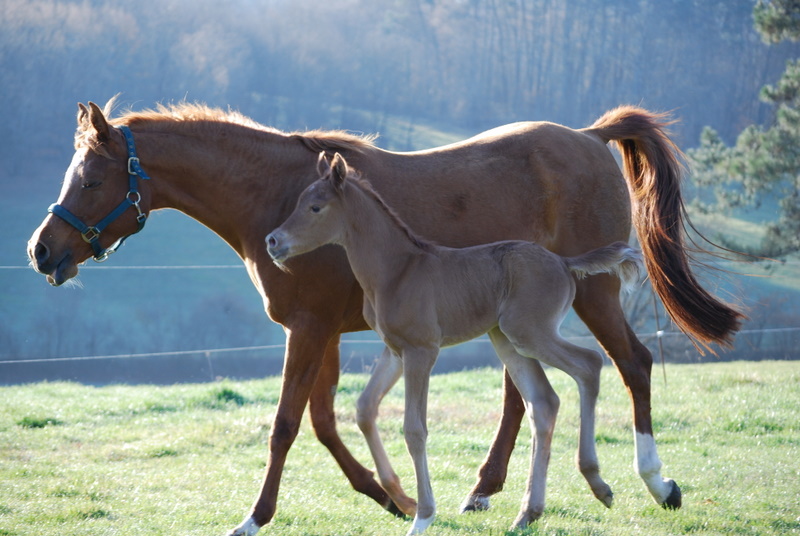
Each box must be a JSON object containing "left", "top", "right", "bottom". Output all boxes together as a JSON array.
[{"left": 310, "top": 205, "right": 321, "bottom": 213}]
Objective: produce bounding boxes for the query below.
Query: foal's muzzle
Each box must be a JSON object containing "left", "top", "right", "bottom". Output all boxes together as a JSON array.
[{"left": 265, "top": 231, "right": 288, "bottom": 263}]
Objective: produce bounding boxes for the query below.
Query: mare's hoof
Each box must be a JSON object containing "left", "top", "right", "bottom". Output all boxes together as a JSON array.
[
  {"left": 661, "top": 479, "right": 682, "bottom": 510},
  {"left": 227, "top": 517, "right": 260, "bottom": 536},
  {"left": 459, "top": 494, "right": 490, "bottom": 513}
]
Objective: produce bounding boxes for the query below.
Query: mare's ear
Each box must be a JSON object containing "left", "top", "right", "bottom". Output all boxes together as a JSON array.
[
  {"left": 316, "top": 151, "right": 331, "bottom": 178},
  {"left": 331, "top": 152, "right": 348, "bottom": 192},
  {"left": 86, "top": 101, "right": 111, "bottom": 144}
]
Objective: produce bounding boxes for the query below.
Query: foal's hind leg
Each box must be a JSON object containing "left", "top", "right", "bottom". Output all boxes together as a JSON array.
[
  {"left": 501, "top": 318, "right": 613, "bottom": 509},
  {"left": 488, "top": 328, "right": 559, "bottom": 529},
  {"left": 573, "top": 276, "right": 681, "bottom": 508},
  {"left": 356, "top": 347, "right": 418, "bottom": 517}
]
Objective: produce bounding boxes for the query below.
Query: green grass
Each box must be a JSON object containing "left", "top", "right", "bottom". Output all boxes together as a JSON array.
[{"left": 2, "top": 362, "right": 799, "bottom": 536}]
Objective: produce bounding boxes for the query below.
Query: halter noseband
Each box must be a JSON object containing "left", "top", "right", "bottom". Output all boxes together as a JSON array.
[{"left": 48, "top": 125, "right": 150, "bottom": 262}]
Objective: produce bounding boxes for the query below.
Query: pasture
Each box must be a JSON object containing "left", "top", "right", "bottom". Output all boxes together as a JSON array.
[{"left": 2, "top": 361, "right": 798, "bottom": 536}]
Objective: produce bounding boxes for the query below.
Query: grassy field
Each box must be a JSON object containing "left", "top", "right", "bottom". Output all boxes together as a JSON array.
[{"left": 1, "top": 361, "right": 799, "bottom": 536}]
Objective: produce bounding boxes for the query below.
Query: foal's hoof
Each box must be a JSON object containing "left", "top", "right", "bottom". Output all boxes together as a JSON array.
[
  {"left": 459, "top": 494, "right": 490, "bottom": 513},
  {"left": 597, "top": 488, "right": 614, "bottom": 509},
  {"left": 511, "top": 507, "right": 543, "bottom": 530},
  {"left": 660, "top": 479, "right": 682, "bottom": 510}
]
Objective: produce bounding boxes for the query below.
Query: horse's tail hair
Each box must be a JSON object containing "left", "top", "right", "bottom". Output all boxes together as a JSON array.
[
  {"left": 565, "top": 242, "right": 643, "bottom": 294},
  {"left": 585, "top": 105, "right": 745, "bottom": 353}
]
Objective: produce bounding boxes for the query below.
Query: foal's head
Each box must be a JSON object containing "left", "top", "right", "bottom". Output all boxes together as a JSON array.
[{"left": 266, "top": 152, "right": 351, "bottom": 265}]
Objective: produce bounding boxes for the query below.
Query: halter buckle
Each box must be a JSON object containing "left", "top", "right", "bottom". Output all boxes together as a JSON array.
[
  {"left": 128, "top": 156, "right": 141, "bottom": 176},
  {"left": 81, "top": 226, "right": 100, "bottom": 244}
]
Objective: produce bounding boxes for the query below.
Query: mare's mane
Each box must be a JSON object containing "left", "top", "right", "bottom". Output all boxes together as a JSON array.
[
  {"left": 344, "top": 170, "right": 435, "bottom": 253},
  {"left": 76, "top": 96, "right": 378, "bottom": 155}
]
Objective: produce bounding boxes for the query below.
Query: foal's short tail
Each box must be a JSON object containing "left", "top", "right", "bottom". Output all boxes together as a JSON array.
[
  {"left": 565, "top": 242, "right": 643, "bottom": 294},
  {"left": 585, "top": 105, "right": 745, "bottom": 353}
]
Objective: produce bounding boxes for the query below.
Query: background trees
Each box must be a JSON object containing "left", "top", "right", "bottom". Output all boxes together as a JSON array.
[
  {"left": 2, "top": 0, "right": 799, "bottom": 382},
  {"left": 689, "top": 0, "right": 800, "bottom": 257}
]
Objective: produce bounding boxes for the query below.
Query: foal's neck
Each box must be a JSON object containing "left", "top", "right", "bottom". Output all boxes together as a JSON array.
[{"left": 340, "top": 181, "right": 430, "bottom": 293}]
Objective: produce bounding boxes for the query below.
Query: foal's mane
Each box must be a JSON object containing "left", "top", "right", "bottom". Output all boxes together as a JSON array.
[
  {"left": 345, "top": 171, "right": 435, "bottom": 253},
  {"left": 77, "top": 96, "right": 377, "bottom": 155}
]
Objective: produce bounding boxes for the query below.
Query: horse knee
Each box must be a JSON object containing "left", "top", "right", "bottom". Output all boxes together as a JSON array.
[{"left": 403, "top": 420, "right": 428, "bottom": 452}]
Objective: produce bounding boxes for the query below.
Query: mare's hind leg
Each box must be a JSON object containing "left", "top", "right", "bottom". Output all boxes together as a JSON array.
[
  {"left": 573, "top": 275, "right": 680, "bottom": 508},
  {"left": 459, "top": 369, "right": 525, "bottom": 513},
  {"left": 309, "top": 338, "right": 405, "bottom": 516},
  {"left": 488, "top": 328, "right": 559, "bottom": 528},
  {"left": 356, "top": 347, "right": 418, "bottom": 517},
  {"left": 500, "top": 318, "right": 613, "bottom": 509}
]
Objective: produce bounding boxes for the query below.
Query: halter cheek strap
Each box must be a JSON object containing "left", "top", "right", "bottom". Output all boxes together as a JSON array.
[{"left": 48, "top": 125, "right": 151, "bottom": 262}]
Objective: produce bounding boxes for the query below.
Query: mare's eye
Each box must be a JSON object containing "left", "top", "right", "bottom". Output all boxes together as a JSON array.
[
  {"left": 311, "top": 205, "right": 321, "bottom": 213},
  {"left": 82, "top": 180, "right": 102, "bottom": 190}
]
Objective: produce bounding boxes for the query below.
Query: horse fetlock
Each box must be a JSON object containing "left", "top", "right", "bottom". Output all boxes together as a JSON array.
[{"left": 459, "top": 493, "right": 491, "bottom": 513}]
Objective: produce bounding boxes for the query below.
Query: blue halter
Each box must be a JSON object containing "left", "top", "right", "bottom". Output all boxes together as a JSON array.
[{"left": 48, "top": 125, "right": 150, "bottom": 262}]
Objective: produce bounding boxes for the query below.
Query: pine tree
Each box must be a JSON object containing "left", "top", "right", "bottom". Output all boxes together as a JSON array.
[{"left": 689, "top": 0, "right": 800, "bottom": 256}]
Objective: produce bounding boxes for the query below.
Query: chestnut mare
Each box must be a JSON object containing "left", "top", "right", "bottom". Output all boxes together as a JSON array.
[
  {"left": 267, "top": 152, "right": 644, "bottom": 533},
  {"left": 27, "top": 99, "right": 742, "bottom": 535}
]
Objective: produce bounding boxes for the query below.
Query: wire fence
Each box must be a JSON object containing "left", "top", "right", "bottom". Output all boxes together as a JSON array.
[
  {"left": 2, "top": 327, "right": 798, "bottom": 366},
  {"left": 3, "top": 262, "right": 798, "bottom": 384}
]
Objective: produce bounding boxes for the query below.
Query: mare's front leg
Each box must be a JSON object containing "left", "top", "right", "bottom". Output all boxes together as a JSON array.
[
  {"left": 309, "top": 337, "right": 405, "bottom": 516},
  {"left": 401, "top": 346, "right": 439, "bottom": 536},
  {"left": 229, "top": 322, "right": 333, "bottom": 536},
  {"left": 573, "top": 276, "right": 681, "bottom": 509},
  {"left": 356, "top": 347, "right": 418, "bottom": 516},
  {"left": 459, "top": 368, "right": 525, "bottom": 513}
]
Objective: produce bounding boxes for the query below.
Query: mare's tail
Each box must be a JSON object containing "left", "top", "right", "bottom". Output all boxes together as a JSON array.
[
  {"left": 584, "top": 106, "right": 745, "bottom": 353},
  {"left": 565, "top": 242, "right": 643, "bottom": 294}
]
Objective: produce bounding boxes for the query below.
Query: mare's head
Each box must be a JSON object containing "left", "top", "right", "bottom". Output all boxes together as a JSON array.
[
  {"left": 266, "top": 152, "right": 351, "bottom": 266},
  {"left": 27, "top": 101, "right": 152, "bottom": 286}
]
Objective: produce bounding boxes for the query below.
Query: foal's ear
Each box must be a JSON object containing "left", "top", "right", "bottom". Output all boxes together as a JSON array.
[
  {"left": 316, "top": 151, "right": 331, "bottom": 178},
  {"left": 331, "top": 152, "right": 348, "bottom": 191}
]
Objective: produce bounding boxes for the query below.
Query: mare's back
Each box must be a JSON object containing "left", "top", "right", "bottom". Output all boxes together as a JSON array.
[{"left": 349, "top": 121, "right": 629, "bottom": 253}]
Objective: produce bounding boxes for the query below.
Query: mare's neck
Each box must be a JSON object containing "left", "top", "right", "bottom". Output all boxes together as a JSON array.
[
  {"left": 133, "top": 121, "right": 310, "bottom": 260},
  {"left": 339, "top": 182, "right": 430, "bottom": 296}
]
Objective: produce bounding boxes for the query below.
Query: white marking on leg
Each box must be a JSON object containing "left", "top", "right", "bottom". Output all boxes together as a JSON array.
[
  {"left": 407, "top": 513, "right": 435, "bottom": 535},
  {"left": 634, "top": 432, "right": 672, "bottom": 503},
  {"left": 459, "top": 494, "right": 490, "bottom": 512},
  {"left": 228, "top": 516, "right": 260, "bottom": 536}
]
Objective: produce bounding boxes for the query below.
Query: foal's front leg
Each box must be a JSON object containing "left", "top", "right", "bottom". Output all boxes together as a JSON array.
[
  {"left": 356, "top": 348, "right": 418, "bottom": 516},
  {"left": 401, "top": 345, "right": 439, "bottom": 536}
]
